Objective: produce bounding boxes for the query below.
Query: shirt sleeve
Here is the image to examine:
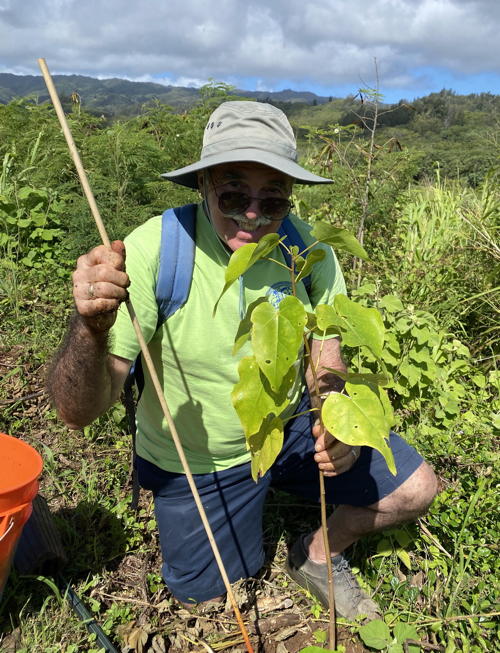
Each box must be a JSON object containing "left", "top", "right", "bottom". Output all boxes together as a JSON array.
[{"left": 309, "top": 242, "right": 347, "bottom": 308}]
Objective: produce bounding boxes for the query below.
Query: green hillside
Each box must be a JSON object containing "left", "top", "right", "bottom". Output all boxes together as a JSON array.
[
  {"left": 1, "top": 73, "right": 498, "bottom": 184},
  {"left": 0, "top": 73, "right": 330, "bottom": 116}
]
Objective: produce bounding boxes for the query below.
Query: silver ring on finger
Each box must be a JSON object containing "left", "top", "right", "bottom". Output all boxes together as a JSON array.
[{"left": 87, "top": 282, "right": 95, "bottom": 299}]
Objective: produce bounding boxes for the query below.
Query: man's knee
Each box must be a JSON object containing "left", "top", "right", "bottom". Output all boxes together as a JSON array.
[{"left": 378, "top": 461, "right": 438, "bottom": 517}]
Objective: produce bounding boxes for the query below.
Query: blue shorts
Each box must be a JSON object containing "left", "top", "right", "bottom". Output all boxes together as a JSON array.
[{"left": 136, "top": 392, "right": 423, "bottom": 603}]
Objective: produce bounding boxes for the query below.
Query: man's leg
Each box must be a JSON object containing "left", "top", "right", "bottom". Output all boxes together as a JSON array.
[
  {"left": 307, "top": 460, "right": 438, "bottom": 561},
  {"left": 271, "top": 394, "right": 438, "bottom": 618},
  {"left": 136, "top": 456, "right": 270, "bottom": 604}
]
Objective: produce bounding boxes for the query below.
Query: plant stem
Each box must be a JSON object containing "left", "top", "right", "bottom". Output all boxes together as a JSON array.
[
  {"left": 303, "top": 334, "right": 336, "bottom": 650},
  {"left": 319, "top": 470, "right": 336, "bottom": 648},
  {"left": 354, "top": 58, "right": 380, "bottom": 287}
]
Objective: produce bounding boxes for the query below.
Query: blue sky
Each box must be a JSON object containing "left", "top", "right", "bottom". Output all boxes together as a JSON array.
[{"left": 1, "top": 0, "right": 499, "bottom": 103}]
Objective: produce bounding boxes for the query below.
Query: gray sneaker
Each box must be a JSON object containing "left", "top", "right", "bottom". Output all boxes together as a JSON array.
[{"left": 285, "top": 535, "right": 381, "bottom": 621}]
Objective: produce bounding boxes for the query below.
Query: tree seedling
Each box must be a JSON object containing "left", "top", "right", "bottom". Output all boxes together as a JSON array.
[{"left": 214, "top": 221, "right": 398, "bottom": 649}]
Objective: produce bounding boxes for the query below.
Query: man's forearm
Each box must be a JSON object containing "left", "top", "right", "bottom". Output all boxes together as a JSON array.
[{"left": 47, "top": 313, "right": 116, "bottom": 429}]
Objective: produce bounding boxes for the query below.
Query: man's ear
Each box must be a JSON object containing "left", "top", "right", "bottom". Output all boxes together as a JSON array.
[{"left": 197, "top": 171, "right": 205, "bottom": 193}]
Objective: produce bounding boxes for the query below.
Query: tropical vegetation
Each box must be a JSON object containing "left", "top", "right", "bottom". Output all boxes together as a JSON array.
[{"left": 0, "top": 82, "right": 498, "bottom": 652}]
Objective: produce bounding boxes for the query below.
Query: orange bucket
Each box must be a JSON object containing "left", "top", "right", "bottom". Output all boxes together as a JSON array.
[{"left": 0, "top": 433, "right": 43, "bottom": 599}]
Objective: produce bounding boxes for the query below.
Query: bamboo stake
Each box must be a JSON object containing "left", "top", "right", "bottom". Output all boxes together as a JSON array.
[{"left": 37, "top": 58, "right": 254, "bottom": 653}]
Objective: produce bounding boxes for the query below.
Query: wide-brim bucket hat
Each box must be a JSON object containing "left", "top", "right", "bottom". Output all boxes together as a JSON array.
[{"left": 161, "top": 101, "right": 333, "bottom": 189}]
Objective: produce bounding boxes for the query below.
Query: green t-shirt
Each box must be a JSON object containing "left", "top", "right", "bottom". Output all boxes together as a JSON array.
[{"left": 109, "top": 204, "right": 346, "bottom": 473}]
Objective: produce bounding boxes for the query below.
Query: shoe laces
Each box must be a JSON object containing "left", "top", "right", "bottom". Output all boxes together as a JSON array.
[{"left": 332, "top": 555, "right": 363, "bottom": 596}]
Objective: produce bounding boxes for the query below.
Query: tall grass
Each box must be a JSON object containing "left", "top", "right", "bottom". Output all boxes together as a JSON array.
[{"left": 388, "top": 172, "right": 499, "bottom": 358}]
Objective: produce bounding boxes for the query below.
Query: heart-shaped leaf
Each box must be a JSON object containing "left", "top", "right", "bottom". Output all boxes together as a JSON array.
[
  {"left": 321, "top": 381, "right": 396, "bottom": 474},
  {"left": 251, "top": 296, "right": 306, "bottom": 391},
  {"left": 311, "top": 221, "right": 369, "bottom": 260}
]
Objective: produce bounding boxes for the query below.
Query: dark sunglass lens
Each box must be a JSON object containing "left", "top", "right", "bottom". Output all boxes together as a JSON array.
[
  {"left": 261, "top": 198, "right": 291, "bottom": 218},
  {"left": 217, "top": 191, "right": 291, "bottom": 219},
  {"left": 218, "top": 192, "right": 249, "bottom": 215}
]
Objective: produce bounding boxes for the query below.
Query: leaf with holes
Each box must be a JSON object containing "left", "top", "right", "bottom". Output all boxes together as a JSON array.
[
  {"left": 251, "top": 295, "right": 306, "bottom": 391},
  {"left": 321, "top": 381, "right": 396, "bottom": 474}
]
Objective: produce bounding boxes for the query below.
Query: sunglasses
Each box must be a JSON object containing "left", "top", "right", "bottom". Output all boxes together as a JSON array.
[{"left": 214, "top": 190, "right": 292, "bottom": 221}]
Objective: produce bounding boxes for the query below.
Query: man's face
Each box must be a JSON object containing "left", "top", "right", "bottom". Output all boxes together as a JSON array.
[{"left": 199, "top": 162, "right": 293, "bottom": 252}]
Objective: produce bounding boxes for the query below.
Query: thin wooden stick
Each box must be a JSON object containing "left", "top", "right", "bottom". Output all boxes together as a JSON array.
[{"left": 37, "top": 58, "right": 254, "bottom": 653}]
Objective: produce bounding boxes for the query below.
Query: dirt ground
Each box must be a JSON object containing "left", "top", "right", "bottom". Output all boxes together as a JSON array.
[{"left": 104, "top": 552, "right": 371, "bottom": 653}]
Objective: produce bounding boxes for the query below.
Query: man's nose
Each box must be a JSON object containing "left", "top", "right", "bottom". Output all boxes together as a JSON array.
[{"left": 244, "top": 197, "right": 261, "bottom": 219}]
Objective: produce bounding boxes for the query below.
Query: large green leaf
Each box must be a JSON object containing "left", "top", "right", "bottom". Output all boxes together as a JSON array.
[
  {"left": 294, "top": 248, "right": 326, "bottom": 283},
  {"left": 393, "top": 623, "right": 420, "bottom": 653},
  {"left": 314, "top": 299, "right": 385, "bottom": 358},
  {"left": 378, "top": 294, "right": 404, "bottom": 313},
  {"left": 311, "top": 221, "right": 369, "bottom": 260},
  {"left": 334, "top": 294, "right": 385, "bottom": 359},
  {"left": 251, "top": 296, "right": 306, "bottom": 391},
  {"left": 358, "top": 619, "right": 391, "bottom": 650},
  {"left": 314, "top": 303, "right": 345, "bottom": 333},
  {"left": 232, "top": 297, "right": 267, "bottom": 355},
  {"left": 321, "top": 381, "right": 396, "bottom": 474},
  {"left": 213, "top": 233, "right": 281, "bottom": 315},
  {"left": 248, "top": 416, "right": 284, "bottom": 480},
  {"left": 231, "top": 356, "right": 291, "bottom": 438}
]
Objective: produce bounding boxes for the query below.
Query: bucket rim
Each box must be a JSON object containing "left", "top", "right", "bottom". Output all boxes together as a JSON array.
[{"left": 0, "top": 433, "right": 43, "bottom": 496}]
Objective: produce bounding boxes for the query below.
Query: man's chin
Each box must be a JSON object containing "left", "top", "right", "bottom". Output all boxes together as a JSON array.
[{"left": 226, "top": 230, "right": 263, "bottom": 251}]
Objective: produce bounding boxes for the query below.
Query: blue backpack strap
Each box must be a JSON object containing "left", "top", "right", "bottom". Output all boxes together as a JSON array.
[
  {"left": 130, "top": 203, "right": 197, "bottom": 398},
  {"left": 278, "top": 217, "right": 312, "bottom": 295},
  {"left": 156, "top": 203, "right": 198, "bottom": 327}
]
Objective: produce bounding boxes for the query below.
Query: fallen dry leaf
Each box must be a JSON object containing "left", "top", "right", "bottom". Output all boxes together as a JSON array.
[{"left": 255, "top": 595, "right": 294, "bottom": 614}]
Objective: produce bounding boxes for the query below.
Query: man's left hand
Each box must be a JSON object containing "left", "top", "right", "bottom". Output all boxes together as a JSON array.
[{"left": 312, "top": 421, "right": 361, "bottom": 476}]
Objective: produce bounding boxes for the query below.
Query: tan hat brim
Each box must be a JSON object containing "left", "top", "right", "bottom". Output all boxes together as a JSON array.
[{"left": 161, "top": 148, "right": 333, "bottom": 189}]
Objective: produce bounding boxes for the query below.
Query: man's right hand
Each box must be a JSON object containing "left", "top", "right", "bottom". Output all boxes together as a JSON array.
[{"left": 72, "top": 240, "right": 130, "bottom": 332}]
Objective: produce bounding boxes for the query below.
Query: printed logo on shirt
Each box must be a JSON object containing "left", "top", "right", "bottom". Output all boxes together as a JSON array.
[{"left": 266, "top": 281, "right": 293, "bottom": 308}]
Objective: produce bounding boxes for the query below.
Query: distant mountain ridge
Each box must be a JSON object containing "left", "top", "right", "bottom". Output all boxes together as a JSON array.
[{"left": 0, "top": 72, "right": 331, "bottom": 116}]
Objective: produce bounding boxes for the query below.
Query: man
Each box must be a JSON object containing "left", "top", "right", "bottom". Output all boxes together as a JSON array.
[{"left": 48, "top": 101, "right": 437, "bottom": 618}]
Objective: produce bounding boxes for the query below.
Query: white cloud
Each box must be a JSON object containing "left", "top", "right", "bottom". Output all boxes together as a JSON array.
[{"left": 0, "top": 0, "right": 499, "bottom": 97}]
